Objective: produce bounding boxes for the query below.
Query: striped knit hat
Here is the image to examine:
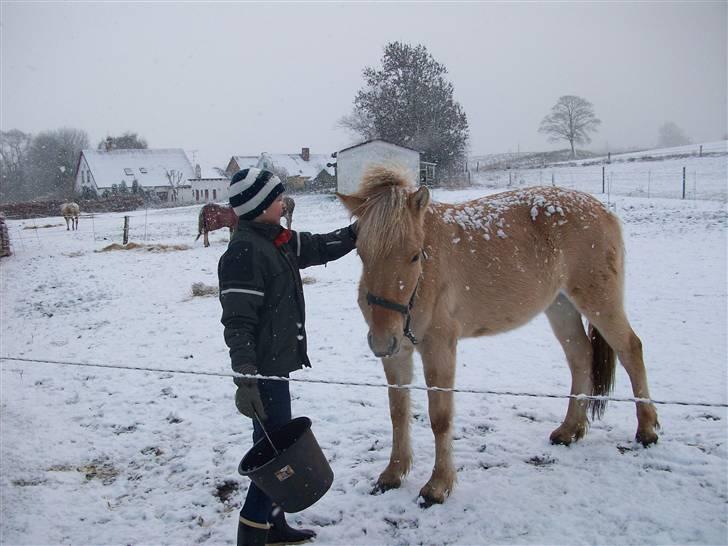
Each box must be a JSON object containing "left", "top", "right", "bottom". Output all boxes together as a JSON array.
[{"left": 229, "top": 168, "right": 285, "bottom": 220}]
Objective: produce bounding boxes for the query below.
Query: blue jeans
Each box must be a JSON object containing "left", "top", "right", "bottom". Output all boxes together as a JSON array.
[{"left": 240, "top": 378, "right": 291, "bottom": 525}]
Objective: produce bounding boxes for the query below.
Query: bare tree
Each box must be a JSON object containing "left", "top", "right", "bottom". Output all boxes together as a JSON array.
[
  {"left": 657, "top": 122, "right": 691, "bottom": 148},
  {"left": 539, "top": 95, "right": 601, "bottom": 158},
  {"left": 98, "top": 132, "right": 148, "bottom": 150},
  {"left": 26, "top": 128, "right": 89, "bottom": 199},
  {"left": 165, "top": 169, "right": 184, "bottom": 201},
  {"left": 0, "top": 129, "right": 32, "bottom": 202}
]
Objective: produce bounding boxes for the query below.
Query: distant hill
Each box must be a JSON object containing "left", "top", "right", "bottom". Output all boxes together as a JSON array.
[
  {"left": 470, "top": 141, "right": 727, "bottom": 171},
  {"left": 469, "top": 149, "right": 600, "bottom": 171}
]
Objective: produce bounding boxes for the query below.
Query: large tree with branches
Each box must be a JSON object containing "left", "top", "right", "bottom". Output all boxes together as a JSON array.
[
  {"left": 340, "top": 42, "right": 470, "bottom": 180},
  {"left": 539, "top": 95, "right": 601, "bottom": 158}
]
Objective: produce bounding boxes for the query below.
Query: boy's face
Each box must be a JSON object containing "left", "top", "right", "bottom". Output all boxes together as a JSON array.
[{"left": 255, "top": 193, "right": 285, "bottom": 225}]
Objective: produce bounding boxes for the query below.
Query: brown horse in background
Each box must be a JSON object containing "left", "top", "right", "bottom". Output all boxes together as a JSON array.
[
  {"left": 60, "top": 202, "right": 80, "bottom": 231},
  {"left": 338, "top": 166, "right": 659, "bottom": 506},
  {"left": 196, "top": 203, "right": 237, "bottom": 247},
  {"left": 282, "top": 195, "right": 295, "bottom": 229}
]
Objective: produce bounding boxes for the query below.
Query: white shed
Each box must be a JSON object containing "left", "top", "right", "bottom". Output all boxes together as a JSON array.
[{"left": 336, "top": 140, "right": 420, "bottom": 195}]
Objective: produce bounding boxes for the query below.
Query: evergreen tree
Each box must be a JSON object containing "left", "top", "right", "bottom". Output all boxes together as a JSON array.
[{"left": 341, "top": 42, "right": 470, "bottom": 181}]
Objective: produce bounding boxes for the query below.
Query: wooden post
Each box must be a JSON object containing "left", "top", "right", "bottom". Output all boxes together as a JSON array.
[
  {"left": 699, "top": 145, "right": 703, "bottom": 157},
  {"left": 551, "top": 172, "right": 555, "bottom": 186},
  {"left": 602, "top": 166, "right": 605, "bottom": 193},
  {"left": 682, "top": 166, "right": 686, "bottom": 199},
  {"left": 648, "top": 170, "right": 651, "bottom": 199},
  {"left": 123, "top": 215, "right": 129, "bottom": 245}
]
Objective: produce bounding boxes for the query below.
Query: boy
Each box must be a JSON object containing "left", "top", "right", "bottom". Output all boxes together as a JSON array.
[{"left": 218, "top": 168, "right": 357, "bottom": 546}]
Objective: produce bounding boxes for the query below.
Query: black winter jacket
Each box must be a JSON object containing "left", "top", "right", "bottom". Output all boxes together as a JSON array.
[{"left": 218, "top": 219, "right": 357, "bottom": 379}]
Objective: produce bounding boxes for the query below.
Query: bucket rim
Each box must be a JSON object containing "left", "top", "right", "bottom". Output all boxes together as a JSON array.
[{"left": 238, "top": 416, "right": 313, "bottom": 477}]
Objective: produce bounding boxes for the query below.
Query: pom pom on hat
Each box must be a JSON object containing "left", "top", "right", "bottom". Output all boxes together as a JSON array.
[{"left": 229, "top": 168, "right": 285, "bottom": 220}]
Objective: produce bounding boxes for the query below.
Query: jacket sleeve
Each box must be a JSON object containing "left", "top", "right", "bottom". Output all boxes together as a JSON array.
[
  {"left": 218, "top": 241, "right": 265, "bottom": 374},
  {"left": 290, "top": 223, "right": 357, "bottom": 269}
]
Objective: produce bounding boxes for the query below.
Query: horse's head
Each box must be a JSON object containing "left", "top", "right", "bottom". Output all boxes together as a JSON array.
[{"left": 338, "top": 166, "right": 430, "bottom": 358}]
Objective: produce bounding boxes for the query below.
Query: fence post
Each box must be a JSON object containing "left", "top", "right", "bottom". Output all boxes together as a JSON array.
[
  {"left": 551, "top": 172, "right": 555, "bottom": 186},
  {"left": 602, "top": 166, "right": 605, "bottom": 193},
  {"left": 682, "top": 166, "right": 686, "bottom": 199},
  {"left": 648, "top": 170, "right": 651, "bottom": 199},
  {"left": 123, "top": 216, "right": 129, "bottom": 245},
  {"left": 699, "top": 145, "right": 703, "bottom": 157}
]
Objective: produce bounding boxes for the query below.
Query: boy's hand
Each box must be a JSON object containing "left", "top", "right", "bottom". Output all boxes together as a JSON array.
[{"left": 235, "top": 364, "right": 266, "bottom": 420}]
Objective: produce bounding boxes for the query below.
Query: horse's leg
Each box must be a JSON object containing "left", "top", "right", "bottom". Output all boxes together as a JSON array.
[
  {"left": 567, "top": 286, "right": 659, "bottom": 446},
  {"left": 65, "top": 217, "right": 70, "bottom": 230},
  {"left": 545, "top": 294, "right": 593, "bottom": 445},
  {"left": 228, "top": 227, "right": 233, "bottom": 242},
  {"left": 204, "top": 230, "right": 210, "bottom": 248},
  {"left": 418, "top": 334, "right": 457, "bottom": 506},
  {"left": 373, "top": 346, "right": 414, "bottom": 494}
]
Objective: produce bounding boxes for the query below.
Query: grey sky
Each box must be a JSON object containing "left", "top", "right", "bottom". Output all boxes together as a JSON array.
[{"left": 2, "top": 1, "right": 725, "bottom": 167}]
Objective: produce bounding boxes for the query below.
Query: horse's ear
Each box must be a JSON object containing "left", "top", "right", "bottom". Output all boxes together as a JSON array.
[
  {"left": 336, "top": 192, "right": 365, "bottom": 216},
  {"left": 409, "top": 186, "right": 430, "bottom": 216}
]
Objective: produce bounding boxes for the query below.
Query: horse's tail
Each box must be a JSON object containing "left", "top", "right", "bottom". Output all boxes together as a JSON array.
[
  {"left": 588, "top": 324, "right": 616, "bottom": 420},
  {"left": 195, "top": 206, "right": 205, "bottom": 241}
]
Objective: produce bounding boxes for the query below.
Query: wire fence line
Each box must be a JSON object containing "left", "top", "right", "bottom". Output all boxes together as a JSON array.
[{"left": 2, "top": 355, "right": 726, "bottom": 409}]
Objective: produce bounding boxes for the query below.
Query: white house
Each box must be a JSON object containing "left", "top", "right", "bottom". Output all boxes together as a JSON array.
[
  {"left": 188, "top": 161, "right": 229, "bottom": 204},
  {"left": 225, "top": 148, "right": 335, "bottom": 192},
  {"left": 75, "top": 148, "right": 196, "bottom": 203},
  {"left": 335, "top": 140, "right": 421, "bottom": 195}
]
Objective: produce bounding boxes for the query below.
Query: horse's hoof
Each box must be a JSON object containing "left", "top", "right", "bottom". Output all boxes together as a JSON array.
[
  {"left": 417, "top": 493, "right": 444, "bottom": 509},
  {"left": 371, "top": 481, "right": 399, "bottom": 495},
  {"left": 549, "top": 431, "right": 573, "bottom": 446},
  {"left": 636, "top": 431, "right": 658, "bottom": 447}
]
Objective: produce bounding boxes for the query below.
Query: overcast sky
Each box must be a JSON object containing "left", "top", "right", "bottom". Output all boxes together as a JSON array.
[{"left": 2, "top": 1, "right": 725, "bottom": 167}]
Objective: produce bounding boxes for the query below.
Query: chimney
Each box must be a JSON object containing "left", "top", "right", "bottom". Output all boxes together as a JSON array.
[
  {"left": 195, "top": 164, "right": 202, "bottom": 179},
  {"left": 301, "top": 147, "right": 310, "bottom": 162}
]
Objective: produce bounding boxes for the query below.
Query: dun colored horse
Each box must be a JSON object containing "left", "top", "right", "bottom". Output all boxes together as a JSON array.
[
  {"left": 60, "top": 202, "right": 80, "bottom": 231},
  {"left": 196, "top": 203, "right": 237, "bottom": 247},
  {"left": 338, "top": 166, "right": 659, "bottom": 506}
]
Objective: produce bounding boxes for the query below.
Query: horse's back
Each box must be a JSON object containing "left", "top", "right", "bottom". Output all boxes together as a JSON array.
[{"left": 430, "top": 187, "right": 623, "bottom": 335}]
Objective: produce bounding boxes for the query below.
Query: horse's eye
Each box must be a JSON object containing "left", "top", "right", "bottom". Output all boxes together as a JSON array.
[{"left": 411, "top": 253, "right": 420, "bottom": 263}]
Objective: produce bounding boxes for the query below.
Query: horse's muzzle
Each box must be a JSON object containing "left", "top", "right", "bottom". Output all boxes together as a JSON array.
[{"left": 367, "top": 331, "right": 400, "bottom": 358}]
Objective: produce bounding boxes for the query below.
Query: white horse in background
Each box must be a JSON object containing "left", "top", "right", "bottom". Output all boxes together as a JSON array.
[{"left": 60, "top": 202, "right": 80, "bottom": 231}]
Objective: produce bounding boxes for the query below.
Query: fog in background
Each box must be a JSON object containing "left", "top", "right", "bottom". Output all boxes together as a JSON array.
[{"left": 2, "top": 2, "right": 725, "bottom": 164}]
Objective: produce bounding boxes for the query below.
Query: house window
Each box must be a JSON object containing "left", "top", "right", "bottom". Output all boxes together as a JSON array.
[
  {"left": 205, "top": 189, "right": 209, "bottom": 200},
  {"left": 124, "top": 168, "right": 133, "bottom": 176},
  {"left": 195, "top": 190, "right": 199, "bottom": 201},
  {"left": 213, "top": 189, "right": 217, "bottom": 200},
  {"left": 139, "top": 167, "right": 148, "bottom": 174}
]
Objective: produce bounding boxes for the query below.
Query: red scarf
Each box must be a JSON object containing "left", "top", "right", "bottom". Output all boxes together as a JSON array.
[{"left": 274, "top": 228, "right": 292, "bottom": 248}]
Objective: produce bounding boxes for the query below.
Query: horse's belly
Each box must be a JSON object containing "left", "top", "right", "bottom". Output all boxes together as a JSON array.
[{"left": 451, "top": 278, "right": 560, "bottom": 338}]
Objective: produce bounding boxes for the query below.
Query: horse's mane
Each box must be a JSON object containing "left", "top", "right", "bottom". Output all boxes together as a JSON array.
[{"left": 352, "top": 165, "right": 417, "bottom": 259}]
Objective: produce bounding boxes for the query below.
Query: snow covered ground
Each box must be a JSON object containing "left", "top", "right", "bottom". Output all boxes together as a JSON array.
[{"left": 1, "top": 157, "right": 727, "bottom": 545}]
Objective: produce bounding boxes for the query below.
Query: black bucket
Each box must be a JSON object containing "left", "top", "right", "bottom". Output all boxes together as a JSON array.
[{"left": 238, "top": 416, "right": 333, "bottom": 513}]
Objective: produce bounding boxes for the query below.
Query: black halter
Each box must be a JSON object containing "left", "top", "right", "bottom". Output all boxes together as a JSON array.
[{"left": 365, "top": 251, "right": 426, "bottom": 345}]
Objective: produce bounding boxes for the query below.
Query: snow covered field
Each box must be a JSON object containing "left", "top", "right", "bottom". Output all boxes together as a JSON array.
[{"left": 1, "top": 158, "right": 727, "bottom": 545}]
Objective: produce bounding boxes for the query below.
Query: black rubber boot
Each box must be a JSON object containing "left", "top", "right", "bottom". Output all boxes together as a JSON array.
[
  {"left": 238, "top": 516, "right": 270, "bottom": 546},
  {"left": 266, "top": 508, "right": 316, "bottom": 545}
]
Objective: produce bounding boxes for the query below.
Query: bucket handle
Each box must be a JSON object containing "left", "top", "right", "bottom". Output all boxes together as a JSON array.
[{"left": 254, "top": 408, "right": 280, "bottom": 457}]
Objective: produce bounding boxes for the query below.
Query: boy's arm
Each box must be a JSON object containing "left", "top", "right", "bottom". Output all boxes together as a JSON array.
[
  {"left": 218, "top": 241, "right": 265, "bottom": 373},
  {"left": 291, "top": 223, "right": 357, "bottom": 269}
]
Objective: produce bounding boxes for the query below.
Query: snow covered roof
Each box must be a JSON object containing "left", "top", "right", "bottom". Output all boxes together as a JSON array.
[
  {"left": 258, "top": 152, "right": 334, "bottom": 179},
  {"left": 338, "top": 139, "right": 421, "bottom": 155},
  {"left": 79, "top": 148, "right": 195, "bottom": 189},
  {"left": 232, "top": 156, "right": 260, "bottom": 169}
]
